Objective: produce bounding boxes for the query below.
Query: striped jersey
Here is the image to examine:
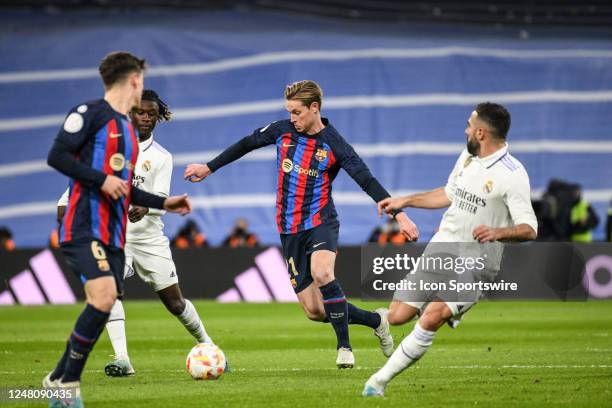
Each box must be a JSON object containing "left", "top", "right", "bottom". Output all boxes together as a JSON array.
[
  {"left": 208, "top": 119, "right": 390, "bottom": 234},
  {"left": 56, "top": 99, "right": 139, "bottom": 248}
]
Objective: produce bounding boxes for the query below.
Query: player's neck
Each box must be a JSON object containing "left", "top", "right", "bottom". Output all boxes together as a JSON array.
[
  {"left": 139, "top": 133, "right": 152, "bottom": 142},
  {"left": 305, "top": 117, "right": 325, "bottom": 135},
  {"left": 104, "top": 87, "right": 134, "bottom": 116},
  {"left": 478, "top": 141, "right": 506, "bottom": 158}
]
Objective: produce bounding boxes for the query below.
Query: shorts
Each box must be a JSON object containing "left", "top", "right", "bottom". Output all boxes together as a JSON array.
[
  {"left": 280, "top": 221, "right": 339, "bottom": 294},
  {"left": 61, "top": 238, "right": 125, "bottom": 298},
  {"left": 124, "top": 242, "right": 178, "bottom": 292}
]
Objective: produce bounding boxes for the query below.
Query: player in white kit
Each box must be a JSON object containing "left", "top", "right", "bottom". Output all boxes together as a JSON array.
[
  {"left": 362, "top": 102, "right": 538, "bottom": 397},
  {"left": 58, "top": 90, "right": 216, "bottom": 377}
]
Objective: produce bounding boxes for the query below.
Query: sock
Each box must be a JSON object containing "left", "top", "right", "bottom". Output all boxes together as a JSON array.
[
  {"left": 50, "top": 341, "right": 70, "bottom": 381},
  {"left": 61, "top": 304, "right": 110, "bottom": 383},
  {"left": 374, "top": 322, "right": 435, "bottom": 384},
  {"left": 177, "top": 299, "right": 211, "bottom": 344},
  {"left": 347, "top": 303, "right": 381, "bottom": 329},
  {"left": 319, "top": 280, "right": 350, "bottom": 350},
  {"left": 106, "top": 299, "right": 129, "bottom": 360}
]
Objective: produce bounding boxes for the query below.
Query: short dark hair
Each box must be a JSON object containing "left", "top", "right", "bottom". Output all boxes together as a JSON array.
[
  {"left": 99, "top": 51, "right": 146, "bottom": 89},
  {"left": 475, "top": 102, "right": 511, "bottom": 140},
  {"left": 142, "top": 89, "right": 172, "bottom": 121}
]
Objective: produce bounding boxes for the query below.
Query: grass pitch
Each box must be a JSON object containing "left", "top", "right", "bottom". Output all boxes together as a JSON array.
[{"left": 1, "top": 300, "right": 611, "bottom": 407}]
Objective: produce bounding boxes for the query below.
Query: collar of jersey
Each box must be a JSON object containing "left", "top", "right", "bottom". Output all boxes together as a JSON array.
[
  {"left": 139, "top": 133, "right": 154, "bottom": 151},
  {"left": 472, "top": 143, "right": 509, "bottom": 168}
]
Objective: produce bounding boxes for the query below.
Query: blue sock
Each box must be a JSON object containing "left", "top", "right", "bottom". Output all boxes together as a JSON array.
[
  {"left": 319, "top": 280, "right": 351, "bottom": 350},
  {"left": 347, "top": 303, "right": 381, "bottom": 329},
  {"left": 61, "top": 304, "right": 109, "bottom": 383}
]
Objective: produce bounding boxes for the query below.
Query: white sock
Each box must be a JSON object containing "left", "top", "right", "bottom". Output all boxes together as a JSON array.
[
  {"left": 106, "top": 299, "right": 129, "bottom": 360},
  {"left": 374, "top": 322, "right": 435, "bottom": 384},
  {"left": 177, "top": 299, "right": 212, "bottom": 344}
]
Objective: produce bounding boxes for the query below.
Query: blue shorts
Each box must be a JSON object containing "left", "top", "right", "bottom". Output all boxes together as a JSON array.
[
  {"left": 60, "top": 238, "right": 125, "bottom": 298},
  {"left": 280, "top": 221, "right": 339, "bottom": 294}
]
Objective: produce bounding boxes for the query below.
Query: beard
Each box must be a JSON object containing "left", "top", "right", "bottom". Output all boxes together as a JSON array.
[{"left": 466, "top": 135, "right": 479, "bottom": 156}]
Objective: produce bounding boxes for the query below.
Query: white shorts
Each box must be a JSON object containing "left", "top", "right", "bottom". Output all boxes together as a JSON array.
[{"left": 124, "top": 242, "right": 178, "bottom": 292}]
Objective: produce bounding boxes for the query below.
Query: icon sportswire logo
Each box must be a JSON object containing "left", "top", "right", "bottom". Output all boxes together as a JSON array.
[{"left": 216, "top": 247, "right": 298, "bottom": 303}]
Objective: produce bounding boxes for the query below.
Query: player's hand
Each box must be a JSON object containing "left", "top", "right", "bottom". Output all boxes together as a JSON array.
[
  {"left": 395, "top": 212, "right": 419, "bottom": 241},
  {"left": 163, "top": 194, "right": 192, "bottom": 216},
  {"left": 128, "top": 205, "right": 149, "bottom": 223},
  {"left": 184, "top": 164, "right": 211, "bottom": 183},
  {"left": 101, "top": 175, "right": 129, "bottom": 200},
  {"left": 472, "top": 225, "right": 499, "bottom": 243},
  {"left": 377, "top": 197, "right": 406, "bottom": 217}
]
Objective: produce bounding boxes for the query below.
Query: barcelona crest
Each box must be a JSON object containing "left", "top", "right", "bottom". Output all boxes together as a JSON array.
[{"left": 315, "top": 148, "right": 328, "bottom": 162}]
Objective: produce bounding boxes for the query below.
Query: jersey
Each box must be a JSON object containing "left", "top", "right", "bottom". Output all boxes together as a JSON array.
[
  {"left": 126, "top": 135, "right": 172, "bottom": 245},
  {"left": 207, "top": 119, "right": 390, "bottom": 235},
  {"left": 433, "top": 144, "right": 538, "bottom": 243},
  {"left": 55, "top": 99, "right": 139, "bottom": 248}
]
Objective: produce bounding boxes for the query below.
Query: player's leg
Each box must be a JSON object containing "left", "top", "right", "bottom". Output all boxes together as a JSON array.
[
  {"left": 104, "top": 254, "right": 134, "bottom": 377},
  {"left": 387, "top": 300, "right": 421, "bottom": 326},
  {"left": 156, "top": 283, "right": 212, "bottom": 344},
  {"left": 45, "top": 240, "right": 122, "bottom": 407},
  {"left": 130, "top": 243, "right": 212, "bottom": 344},
  {"left": 363, "top": 301, "right": 452, "bottom": 397}
]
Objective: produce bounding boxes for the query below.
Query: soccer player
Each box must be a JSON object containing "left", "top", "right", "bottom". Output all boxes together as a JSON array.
[
  {"left": 362, "top": 102, "right": 538, "bottom": 396},
  {"left": 57, "top": 90, "right": 217, "bottom": 377},
  {"left": 184, "top": 80, "right": 419, "bottom": 368},
  {"left": 44, "top": 52, "right": 191, "bottom": 408}
]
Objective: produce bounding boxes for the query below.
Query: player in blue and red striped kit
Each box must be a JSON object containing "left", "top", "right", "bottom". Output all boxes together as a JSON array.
[
  {"left": 44, "top": 52, "right": 191, "bottom": 408},
  {"left": 185, "top": 80, "right": 419, "bottom": 368}
]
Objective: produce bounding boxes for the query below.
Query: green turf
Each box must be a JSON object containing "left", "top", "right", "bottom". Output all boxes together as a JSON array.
[{"left": 1, "top": 300, "right": 611, "bottom": 407}]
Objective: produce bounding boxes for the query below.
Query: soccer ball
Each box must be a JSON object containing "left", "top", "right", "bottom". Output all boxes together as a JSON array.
[{"left": 186, "top": 343, "right": 226, "bottom": 380}]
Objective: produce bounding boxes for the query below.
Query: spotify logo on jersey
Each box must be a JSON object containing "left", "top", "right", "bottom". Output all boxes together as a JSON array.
[{"left": 282, "top": 158, "right": 293, "bottom": 173}]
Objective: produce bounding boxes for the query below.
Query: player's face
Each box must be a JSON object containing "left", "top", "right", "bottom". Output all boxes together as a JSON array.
[
  {"left": 465, "top": 111, "right": 480, "bottom": 156},
  {"left": 286, "top": 100, "right": 318, "bottom": 134},
  {"left": 131, "top": 100, "right": 159, "bottom": 136}
]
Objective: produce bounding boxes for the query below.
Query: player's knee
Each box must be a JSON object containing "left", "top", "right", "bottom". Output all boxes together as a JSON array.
[
  {"left": 311, "top": 267, "right": 334, "bottom": 286},
  {"left": 166, "top": 298, "right": 186, "bottom": 315},
  {"left": 419, "top": 309, "right": 449, "bottom": 331},
  {"left": 387, "top": 308, "right": 406, "bottom": 326},
  {"left": 90, "top": 291, "right": 117, "bottom": 312}
]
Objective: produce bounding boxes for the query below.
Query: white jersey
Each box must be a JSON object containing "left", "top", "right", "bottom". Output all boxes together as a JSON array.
[
  {"left": 433, "top": 144, "right": 537, "bottom": 243},
  {"left": 126, "top": 135, "right": 172, "bottom": 245}
]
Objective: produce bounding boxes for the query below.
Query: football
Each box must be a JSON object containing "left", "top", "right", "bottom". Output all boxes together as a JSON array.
[{"left": 186, "top": 343, "right": 226, "bottom": 380}]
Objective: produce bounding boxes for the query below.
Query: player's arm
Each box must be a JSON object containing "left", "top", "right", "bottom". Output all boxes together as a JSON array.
[
  {"left": 47, "top": 108, "right": 128, "bottom": 199},
  {"left": 131, "top": 187, "right": 191, "bottom": 216},
  {"left": 184, "top": 123, "right": 277, "bottom": 182},
  {"left": 378, "top": 187, "right": 451, "bottom": 216},
  {"left": 129, "top": 154, "right": 172, "bottom": 222},
  {"left": 333, "top": 135, "right": 419, "bottom": 241},
  {"left": 473, "top": 169, "right": 538, "bottom": 243}
]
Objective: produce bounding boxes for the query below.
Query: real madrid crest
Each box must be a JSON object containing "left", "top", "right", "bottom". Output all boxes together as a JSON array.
[
  {"left": 483, "top": 179, "right": 494, "bottom": 194},
  {"left": 315, "top": 148, "right": 328, "bottom": 162},
  {"left": 142, "top": 160, "right": 152, "bottom": 172},
  {"left": 109, "top": 153, "right": 126, "bottom": 171}
]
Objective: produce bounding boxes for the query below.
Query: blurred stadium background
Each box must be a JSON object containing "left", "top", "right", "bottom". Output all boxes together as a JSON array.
[{"left": 0, "top": 1, "right": 611, "bottom": 303}]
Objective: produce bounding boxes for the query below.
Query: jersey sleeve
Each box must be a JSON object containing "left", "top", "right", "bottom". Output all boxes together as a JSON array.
[
  {"left": 502, "top": 167, "right": 538, "bottom": 233},
  {"left": 147, "top": 153, "right": 172, "bottom": 216},
  {"left": 444, "top": 149, "right": 470, "bottom": 201},
  {"left": 331, "top": 133, "right": 392, "bottom": 203},
  {"left": 47, "top": 104, "right": 107, "bottom": 188},
  {"left": 207, "top": 122, "right": 278, "bottom": 172},
  {"left": 57, "top": 187, "right": 70, "bottom": 207}
]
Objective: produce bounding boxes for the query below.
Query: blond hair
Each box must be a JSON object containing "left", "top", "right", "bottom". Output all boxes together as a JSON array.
[{"left": 284, "top": 80, "right": 323, "bottom": 109}]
